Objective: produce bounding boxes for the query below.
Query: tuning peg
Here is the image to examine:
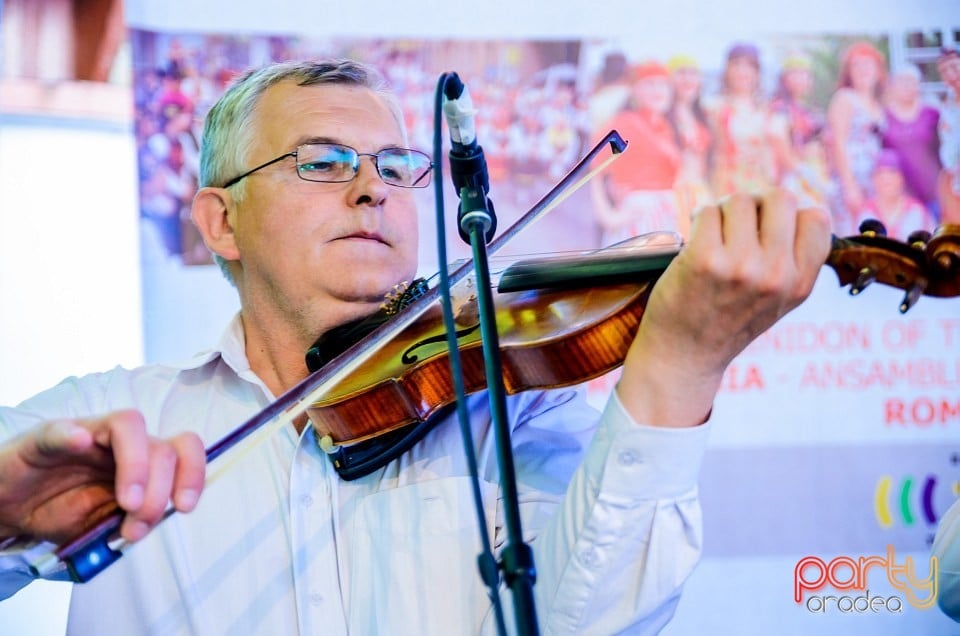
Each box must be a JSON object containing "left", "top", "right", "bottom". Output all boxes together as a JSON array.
[
  {"left": 907, "top": 229, "right": 932, "bottom": 247},
  {"left": 934, "top": 251, "right": 958, "bottom": 275},
  {"left": 850, "top": 267, "right": 876, "bottom": 295},
  {"left": 927, "top": 226, "right": 960, "bottom": 276},
  {"left": 859, "top": 219, "right": 887, "bottom": 237},
  {"left": 899, "top": 281, "right": 926, "bottom": 313}
]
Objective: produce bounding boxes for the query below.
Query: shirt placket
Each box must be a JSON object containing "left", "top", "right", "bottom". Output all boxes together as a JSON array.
[{"left": 290, "top": 428, "right": 348, "bottom": 635}]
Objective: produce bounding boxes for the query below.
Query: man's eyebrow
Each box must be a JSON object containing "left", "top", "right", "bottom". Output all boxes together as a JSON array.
[{"left": 297, "top": 136, "right": 339, "bottom": 146}]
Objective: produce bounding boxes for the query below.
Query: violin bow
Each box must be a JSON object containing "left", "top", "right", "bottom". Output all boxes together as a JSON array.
[{"left": 30, "top": 130, "right": 630, "bottom": 583}]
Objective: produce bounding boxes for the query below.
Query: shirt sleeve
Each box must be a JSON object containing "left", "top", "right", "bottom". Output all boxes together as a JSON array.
[
  {"left": 0, "top": 372, "right": 122, "bottom": 599},
  {"left": 503, "top": 388, "right": 709, "bottom": 634},
  {"left": 0, "top": 538, "right": 70, "bottom": 600},
  {"left": 933, "top": 497, "right": 960, "bottom": 622},
  {"left": 0, "top": 401, "right": 76, "bottom": 599}
]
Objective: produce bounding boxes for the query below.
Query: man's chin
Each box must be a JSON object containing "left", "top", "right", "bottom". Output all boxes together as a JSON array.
[{"left": 327, "top": 283, "right": 397, "bottom": 313}]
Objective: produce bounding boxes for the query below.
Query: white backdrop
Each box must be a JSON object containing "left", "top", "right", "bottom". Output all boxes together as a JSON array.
[{"left": 0, "top": 120, "right": 142, "bottom": 633}]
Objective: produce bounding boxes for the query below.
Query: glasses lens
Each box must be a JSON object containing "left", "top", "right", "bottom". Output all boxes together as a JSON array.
[
  {"left": 378, "top": 149, "right": 433, "bottom": 188},
  {"left": 297, "top": 144, "right": 358, "bottom": 182}
]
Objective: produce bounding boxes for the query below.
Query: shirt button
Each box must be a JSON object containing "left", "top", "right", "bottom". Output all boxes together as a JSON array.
[
  {"left": 579, "top": 548, "right": 600, "bottom": 569},
  {"left": 310, "top": 591, "right": 324, "bottom": 606},
  {"left": 618, "top": 449, "right": 641, "bottom": 466},
  {"left": 300, "top": 494, "right": 314, "bottom": 508}
]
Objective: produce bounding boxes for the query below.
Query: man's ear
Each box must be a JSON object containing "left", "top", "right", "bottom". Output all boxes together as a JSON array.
[{"left": 192, "top": 187, "right": 240, "bottom": 262}]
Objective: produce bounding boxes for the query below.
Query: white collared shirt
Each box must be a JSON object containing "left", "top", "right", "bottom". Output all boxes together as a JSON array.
[
  {"left": 933, "top": 497, "right": 960, "bottom": 622},
  {"left": 0, "top": 315, "right": 708, "bottom": 635}
]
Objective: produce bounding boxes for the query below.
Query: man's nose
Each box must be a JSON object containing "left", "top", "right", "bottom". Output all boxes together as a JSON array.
[{"left": 349, "top": 155, "right": 389, "bottom": 207}]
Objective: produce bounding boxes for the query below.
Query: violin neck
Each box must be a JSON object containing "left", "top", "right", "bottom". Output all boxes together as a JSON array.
[{"left": 497, "top": 246, "right": 678, "bottom": 293}]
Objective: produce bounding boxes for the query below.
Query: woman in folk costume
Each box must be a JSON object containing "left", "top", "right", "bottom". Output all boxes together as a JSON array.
[
  {"left": 937, "top": 47, "right": 960, "bottom": 224},
  {"left": 772, "top": 53, "right": 833, "bottom": 209},
  {"left": 880, "top": 63, "right": 942, "bottom": 219},
  {"left": 709, "top": 42, "right": 789, "bottom": 199},
  {"left": 667, "top": 54, "right": 714, "bottom": 237},
  {"left": 592, "top": 60, "right": 682, "bottom": 246},
  {"left": 859, "top": 149, "right": 936, "bottom": 239},
  {"left": 826, "top": 40, "right": 887, "bottom": 234}
]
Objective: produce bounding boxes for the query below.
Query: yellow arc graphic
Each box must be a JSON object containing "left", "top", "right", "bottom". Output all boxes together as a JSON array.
[{"left": 875, "top": 476, "right": 893, "bottom": 528}]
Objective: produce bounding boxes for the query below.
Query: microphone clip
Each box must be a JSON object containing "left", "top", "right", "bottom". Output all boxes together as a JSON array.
[
  {"left": 449, "top": 149, "right": 496, "bottom": 244},
  {"left": 443, "top": 72, "right": 497, "bottom": 244}
]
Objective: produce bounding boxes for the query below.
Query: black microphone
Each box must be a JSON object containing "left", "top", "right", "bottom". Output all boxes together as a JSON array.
[{"left": 442, "top": 72, "right": 496, "bottom": 243}]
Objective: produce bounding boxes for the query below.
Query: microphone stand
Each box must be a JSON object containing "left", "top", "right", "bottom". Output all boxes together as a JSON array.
[
  {"left": 463, "top": 209, "right": 540, "bottom": 636},
  {"left": 437, "top": 72, "right": 539, "bottom": 636}
]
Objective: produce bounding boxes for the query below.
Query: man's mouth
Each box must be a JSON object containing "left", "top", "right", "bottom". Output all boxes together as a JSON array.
[{"left": 337, "top": 231, "right": 387, "bottom": 244}]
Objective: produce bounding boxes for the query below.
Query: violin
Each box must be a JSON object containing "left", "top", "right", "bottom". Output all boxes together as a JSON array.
[{"left": 305, "top": 221, "right": 960, "bottom": 448}]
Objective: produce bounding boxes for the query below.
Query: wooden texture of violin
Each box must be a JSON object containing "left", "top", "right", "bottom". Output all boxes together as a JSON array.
[{"left": 306, "top": 279, "right": 660, "bottom": 445}]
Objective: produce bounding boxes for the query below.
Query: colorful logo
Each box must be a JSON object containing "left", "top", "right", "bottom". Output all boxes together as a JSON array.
[
  {"left": 794, "top": 546, "right": 938, "bottom": 613},
  {"left": 874, "top": 474, "right": 960, "bottom": 528}
]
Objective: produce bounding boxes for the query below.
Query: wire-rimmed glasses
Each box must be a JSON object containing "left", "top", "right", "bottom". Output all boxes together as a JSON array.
[{"left": 221, "top": 142, "right": 433, "bottom": 189}]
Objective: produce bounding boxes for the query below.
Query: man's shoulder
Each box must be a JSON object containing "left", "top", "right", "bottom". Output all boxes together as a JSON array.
[{"left": 10, "top": 352, "right": 226, "bottom": 422}]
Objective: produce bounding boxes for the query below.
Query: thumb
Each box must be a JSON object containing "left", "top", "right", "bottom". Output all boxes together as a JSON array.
[
  {"left": 794, "top": 206, "right": 833, "bottom": 295},
  {"left": 30, "top": 420, "right": 95, "bottom": 459}
]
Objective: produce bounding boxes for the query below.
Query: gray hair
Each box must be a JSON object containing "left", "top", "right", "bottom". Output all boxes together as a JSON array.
[{"left": 198, "top": 58, "right": 405, "bottom": 282}]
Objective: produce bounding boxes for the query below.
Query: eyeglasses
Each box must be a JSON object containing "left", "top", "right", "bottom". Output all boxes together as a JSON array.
[{"left": 221, "top": 143, "right": 434, "bottom": 189}]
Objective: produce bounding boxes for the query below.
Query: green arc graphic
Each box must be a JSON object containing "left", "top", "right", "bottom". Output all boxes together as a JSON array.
[{"left": 899, "top": 476, "right": 914, "bottom": 526}]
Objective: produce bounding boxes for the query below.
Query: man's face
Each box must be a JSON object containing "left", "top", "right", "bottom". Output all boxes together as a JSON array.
[
  {"left": 938, "top": 56, "right": 960, "bottom": 91},
  {"left": 229, "top": 81, "right": 420, "bottom": 324}
]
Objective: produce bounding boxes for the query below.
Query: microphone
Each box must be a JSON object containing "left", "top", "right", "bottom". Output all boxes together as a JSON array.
[
  {"left": 442, "top": 72, "right": 478, "bottom": 153},
  {"left": 442, "top": 72, "right": 496, "bottom": 243}
]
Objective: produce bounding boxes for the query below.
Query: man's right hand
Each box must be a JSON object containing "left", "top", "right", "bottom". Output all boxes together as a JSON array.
[{"left": 0, "top": 410, "right": 205, "bottom": 545}]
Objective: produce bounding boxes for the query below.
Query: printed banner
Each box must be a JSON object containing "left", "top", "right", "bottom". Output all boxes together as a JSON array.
[{"left": 130, "top": 22, "right": 959, "bottom": 634}]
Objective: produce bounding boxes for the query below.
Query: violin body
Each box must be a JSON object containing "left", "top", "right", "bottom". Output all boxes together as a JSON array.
[{"left": 307, "top": 280, "right": 657, "bottom": 445}]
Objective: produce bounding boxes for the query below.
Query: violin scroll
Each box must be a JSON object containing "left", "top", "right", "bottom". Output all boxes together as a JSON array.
[{"left": 826, "top": 221, "right": 960, "bottom": 313}]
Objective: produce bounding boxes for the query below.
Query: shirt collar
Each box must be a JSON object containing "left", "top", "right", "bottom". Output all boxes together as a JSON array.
[
  {"left": 216, "top": 313, "right": 253, "bottom": 377},
  {"left": 163, "top": 313, "right": 250, "bottom": 377}
]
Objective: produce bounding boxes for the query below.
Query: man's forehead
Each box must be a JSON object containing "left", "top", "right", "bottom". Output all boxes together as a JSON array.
[
  {"left": 259, "top": 80, "right": 383, "bottom": 113},
  {"left": 254, "top": 81, "right": 404, "bottom": 145}
]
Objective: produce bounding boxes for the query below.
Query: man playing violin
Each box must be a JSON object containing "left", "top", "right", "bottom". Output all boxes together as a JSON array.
[{"left": 0, "top": 59, "right": 831, "bottom": 633}]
